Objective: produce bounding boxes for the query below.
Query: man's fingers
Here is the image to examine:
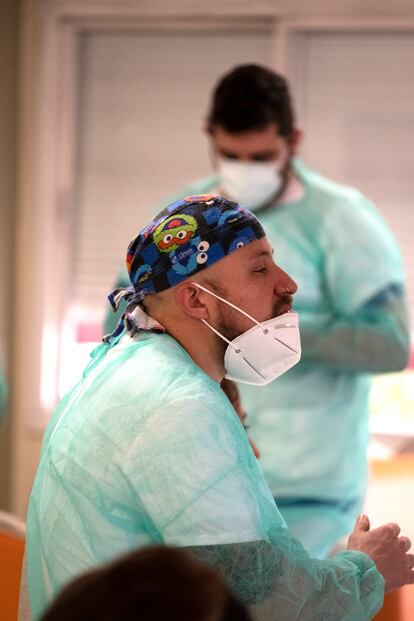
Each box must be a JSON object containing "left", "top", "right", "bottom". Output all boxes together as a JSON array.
[
  {"left": 406, "top": 553, "right": 414, "bottom": 569},
  {"left": 385, "top": 522, "right": 401, "bottom": 538},
  {"left": 398, "top": 536, "right": 411, "bottom": 553},
  {"left": 374, "top": 522, "right": 401, "bottom": 539},
  {"left": 355, "top": 514, "right": 370, "bottom": 532}
]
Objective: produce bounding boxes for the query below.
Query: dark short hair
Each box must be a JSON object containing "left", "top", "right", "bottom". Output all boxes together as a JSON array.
[
  {"left": 41, "top": 546, "right": 252, "bottom": 621},
  {"left": 208, "top": 64, "right": 295, "bottom": 137}
]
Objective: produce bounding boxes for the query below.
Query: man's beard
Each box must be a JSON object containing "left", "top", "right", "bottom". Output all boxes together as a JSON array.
[
  {"left": 215, "top": 294, "right": 293, "bottom": 353},
  {"left": 216, "top": 306, "right": 244, "bottom": 346}
]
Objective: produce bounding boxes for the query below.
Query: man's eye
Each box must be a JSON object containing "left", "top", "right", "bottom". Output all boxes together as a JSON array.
[
  {"left": 252, "top": 156, "right": 275, "bottom": 162},
  {"left": 254, "top": 267, "right": 268, "bottom": 274}
]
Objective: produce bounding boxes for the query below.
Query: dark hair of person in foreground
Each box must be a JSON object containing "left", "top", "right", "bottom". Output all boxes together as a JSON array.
[{"left": 40, "top": 545, "right": 252, "bottom": 621}]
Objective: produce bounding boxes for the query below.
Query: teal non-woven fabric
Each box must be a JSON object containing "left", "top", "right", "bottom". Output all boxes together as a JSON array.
[{"left": 26, "top": 331, "right": 383, "bottom": 621}]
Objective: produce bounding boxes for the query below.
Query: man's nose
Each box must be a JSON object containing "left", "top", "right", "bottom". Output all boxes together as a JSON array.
[{"left": 274, "top": 268, "right": 298, "bottom": 296}]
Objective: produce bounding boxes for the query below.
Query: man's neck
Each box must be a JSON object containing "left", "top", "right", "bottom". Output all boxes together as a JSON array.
[
  {"left": 166, "top": 324, "right": 224, "bottom": 383},
  {"left": 275, "top": 169, "right": 304, "bottom": 205}
]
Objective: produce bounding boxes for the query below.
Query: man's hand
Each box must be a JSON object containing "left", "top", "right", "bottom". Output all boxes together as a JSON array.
[
  {"left": 220, "top": 379, "right": 260, "bottom": 458},
  {"left": 347, "top": 514, "right": 414, "bottom": 592}
]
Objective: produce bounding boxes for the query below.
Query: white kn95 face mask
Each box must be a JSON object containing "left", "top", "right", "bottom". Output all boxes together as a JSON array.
[
  {"left": 217, "top": 159, "right": 283, "bottom": 211},
  {"left": 192, "top": 283, "right": 301, "bottom": 386}
]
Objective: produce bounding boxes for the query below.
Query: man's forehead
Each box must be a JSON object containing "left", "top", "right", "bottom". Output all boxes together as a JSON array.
[
  {"left": 212, "top": 122, "right": 284, "bottom": 142},
  {"left": 245, "top": 238, "right": 274, "bottom": 259},
  {"left": 197, "top": 238, "right": 271, "bottom": 281}
]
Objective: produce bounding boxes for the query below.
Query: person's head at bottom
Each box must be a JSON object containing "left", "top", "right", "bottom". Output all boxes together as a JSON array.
[{"left": 40, "top": 545, "right": 251, "bottom": 621}]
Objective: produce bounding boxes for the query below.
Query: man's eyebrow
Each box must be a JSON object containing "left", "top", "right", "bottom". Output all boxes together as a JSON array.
[
  {"left": 219, "top": 147, "right": 279, "bottom": 159},
  {"left": 250, "top": 249, "right": 274, "bottom": 260}
]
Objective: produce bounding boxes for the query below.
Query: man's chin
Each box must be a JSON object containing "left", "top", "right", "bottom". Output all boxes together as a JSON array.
[{"left": 274, "top": 304, "right": 292, "bottom": 317}]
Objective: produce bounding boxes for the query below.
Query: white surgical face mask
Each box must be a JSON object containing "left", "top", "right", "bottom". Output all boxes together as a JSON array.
[
  {"left": 217, "top": 158, "right": 283, "bottom": 212},
  {"left": 193, "top": 283, "right": 301, "bottom": 386}
]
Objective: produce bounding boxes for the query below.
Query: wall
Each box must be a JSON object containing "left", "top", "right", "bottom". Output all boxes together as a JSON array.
[
  {"left": 0, "top": 0, "right": 19, "bottom": 509},
  {"left": 10, "top": 0, "right": 41, "bottom": 517}
]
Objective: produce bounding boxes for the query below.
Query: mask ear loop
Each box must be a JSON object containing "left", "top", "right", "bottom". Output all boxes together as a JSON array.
[
  {"left": 200, "top": 318, "right": 241, "bottom": 354},
  {"left": 192, "top": 281, "right": 299, "bottom": 355},
  {"left": 191, "top": 282, "right": 270, "bottom": 334},
  {"left": 191, "top": 282, "right": 250, "bottom": 354}
]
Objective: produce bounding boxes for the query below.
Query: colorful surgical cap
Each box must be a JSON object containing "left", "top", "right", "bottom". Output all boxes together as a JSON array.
[{"left": 105, "top": 194, "right": 265, "bottom": 342}]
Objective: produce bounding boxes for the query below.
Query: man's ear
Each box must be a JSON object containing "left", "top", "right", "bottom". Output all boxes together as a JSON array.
[
  {"left": 289, "top": 128, "right": 303, "bottom": 156},
  {"left": 174, "top": 282, "right": 210, "bottom": 320},
  {"left": 204, "top": 120, "right": 216, "bottom": 137}
]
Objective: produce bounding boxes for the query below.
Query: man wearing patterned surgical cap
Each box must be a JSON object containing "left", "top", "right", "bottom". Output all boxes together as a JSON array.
[
  {"left": 26, "top": 196, "right": 413, "bottom": 621},
  {"left": 104, "top": 194, "right": 266, "bottom": 342}
]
